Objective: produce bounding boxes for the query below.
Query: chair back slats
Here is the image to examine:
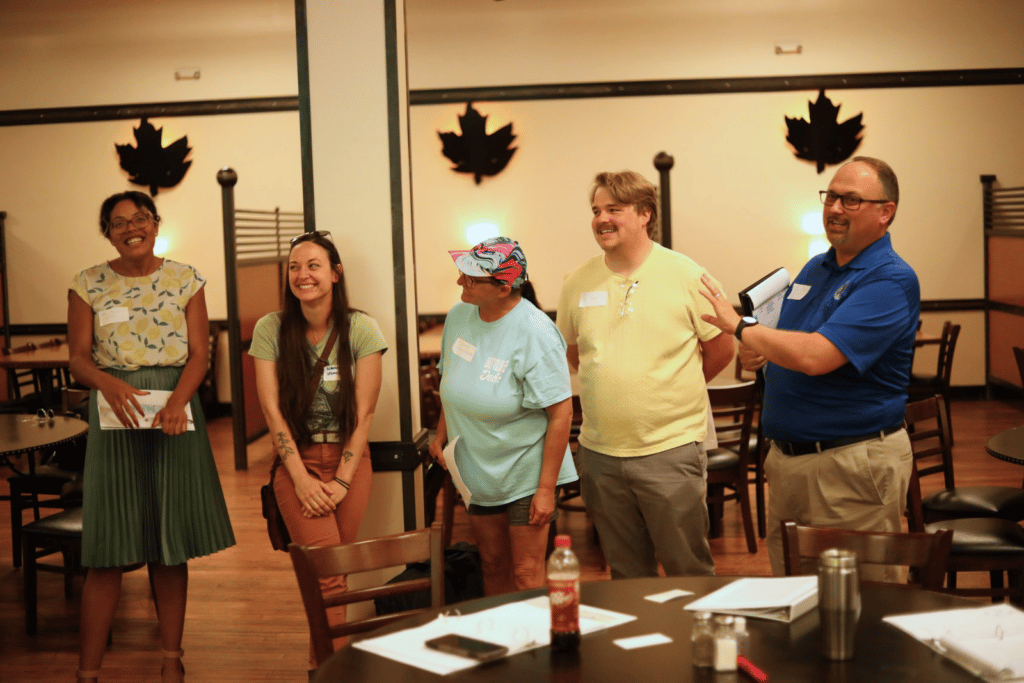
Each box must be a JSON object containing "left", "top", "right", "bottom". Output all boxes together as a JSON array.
[
  {"left": 936, "top": 322, "right": 961, "bottom": 384},
  {"left": 780, "top": 520, "right": 953, "bottom": 590},
  {"left": 904, "top": 395, "right": 955, "bottom": 490},
  {"left": 289, "top": 522, "right": 445, "bottom": 667}
]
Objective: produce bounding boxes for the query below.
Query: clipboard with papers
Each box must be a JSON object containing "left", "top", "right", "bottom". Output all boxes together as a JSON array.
[
  {"left": 683, "top": 576, "right": 819, "bottom": 623},
  {"left": 738, "top": 267, "right": 790, "bottom": 328}
]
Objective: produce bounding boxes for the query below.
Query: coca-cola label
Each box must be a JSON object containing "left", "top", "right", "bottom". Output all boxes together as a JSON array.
[{"left": 549, "top": 578, "right": 579, "bottom": 633}]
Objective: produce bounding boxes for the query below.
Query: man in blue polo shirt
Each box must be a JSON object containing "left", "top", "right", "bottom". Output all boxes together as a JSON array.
[{"left": 698, "top": 156, "right": 919, "bottom": 577}]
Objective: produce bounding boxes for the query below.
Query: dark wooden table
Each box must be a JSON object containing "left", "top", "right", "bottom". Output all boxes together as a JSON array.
[
  {"left": 986, "top": 425, "right": 1024, "bottom": 486},
  {"left": 0, "top": 414, "right": 87, "bottom": 459},
  {"left": 313, "top": 576, "right": 982, "bottom": 683},
  {"left": 0, "top": 339, "right": 70, "bottom": 409}
]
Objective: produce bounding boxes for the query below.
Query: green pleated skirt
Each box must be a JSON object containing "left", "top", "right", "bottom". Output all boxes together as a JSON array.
[{"left": 82, "top": 366, "right": 236, "bottom": 567}]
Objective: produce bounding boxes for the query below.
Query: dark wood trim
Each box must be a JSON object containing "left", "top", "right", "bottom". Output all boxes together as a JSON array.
[
  {"left": 920, "top": 299, "right": 987, "bottom": 312},
  {"left": 0, "top": 97, "right": 299, "bottom": 127},
  {"left": 988, "top": 301, "right": 1024, "bottom": 316},
  {"left": 294, "top": 0, "right": 316, "bottom": 231},
  {"left": 408, "top": 67, "right": 1024, "bottom": 105},
  {"left": 384, "top": 0, "right": 414, "bottom": 441},
  {"left": 3, "top": 68, "right": 1022, "bottom": 128}
]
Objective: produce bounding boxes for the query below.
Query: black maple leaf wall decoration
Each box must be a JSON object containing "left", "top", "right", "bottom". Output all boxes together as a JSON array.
[
  {"left": 115, "top": 117, "right": 193, "bottom": 195},
  {"left": 785, "top": 89, "right": 863, "bottom": 173},
  {"left": 438, "top": 102, "right": 517, "bottom": 184}
]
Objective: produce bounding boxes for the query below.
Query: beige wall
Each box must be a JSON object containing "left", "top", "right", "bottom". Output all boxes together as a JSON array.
[{"left": 2, "top": 0, "right": 1022, "bottom": 388}]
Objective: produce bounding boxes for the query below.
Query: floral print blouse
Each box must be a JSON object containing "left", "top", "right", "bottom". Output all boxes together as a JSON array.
[{"left": 69, "top": 259, "right": 205, "bottom": 370}]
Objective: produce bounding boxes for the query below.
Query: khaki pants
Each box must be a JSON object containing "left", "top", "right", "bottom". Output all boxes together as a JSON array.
[{"left": 765, "top": 429, "right": 912, "bottom": 581}]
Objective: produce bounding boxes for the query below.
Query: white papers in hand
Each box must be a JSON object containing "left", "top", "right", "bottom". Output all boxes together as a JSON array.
[
  {"left": 683, "top": 576, "right": 818, "bottom": 622},
  {"left": 97, "top": 390, "right": 194, "bottom": 430},
  {"left": 443, "top": 436, "right": 472, "bottom": 508}
]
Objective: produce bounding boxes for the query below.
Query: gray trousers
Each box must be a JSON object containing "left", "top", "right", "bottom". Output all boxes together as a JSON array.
[{"left": 579, "top": 442, "right": 715, "bottom": 578}]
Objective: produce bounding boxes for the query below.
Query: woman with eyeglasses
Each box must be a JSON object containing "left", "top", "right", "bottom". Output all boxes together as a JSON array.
[
  {"left": 428, "top": 237, "right": 577, "bottom": 596},
  {"left": 68, "top": 191, "right": 235, "bottom": 683},
  {"left": 249, "top": 230, "right": 386, "bottom": 671}
]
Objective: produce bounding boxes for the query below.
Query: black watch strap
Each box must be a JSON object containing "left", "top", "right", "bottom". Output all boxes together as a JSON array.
[{"left": 735, "top": 317, "right": 758, "bottom": 341}]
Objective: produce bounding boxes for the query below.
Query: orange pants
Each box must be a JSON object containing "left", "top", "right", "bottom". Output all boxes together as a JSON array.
[{"left": 273, "top": 443, "right": 373, "bottom": 667}]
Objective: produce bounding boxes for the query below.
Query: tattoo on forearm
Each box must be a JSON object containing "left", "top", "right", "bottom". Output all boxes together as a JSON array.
[
  {"left": 343, "top": 449, "right": 355, "bottom": 464},
  {"left": 276, "top": 431, "right": 297, "bottom": 462}
]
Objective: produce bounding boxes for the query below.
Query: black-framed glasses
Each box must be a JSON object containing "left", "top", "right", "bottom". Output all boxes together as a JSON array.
[
  {"left": 819, "top": 191, "right": 890, "bottom": 211},
  {"left": 106, "top": 213, "right": 155, "bottom": 233},
  {"left": 290, "top": 230, "right": 334, "bottom": 245}
]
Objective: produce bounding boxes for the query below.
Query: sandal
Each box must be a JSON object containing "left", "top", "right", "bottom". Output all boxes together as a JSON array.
[{"left": 161, "top": 649, "right": 185, "bottom": 680}]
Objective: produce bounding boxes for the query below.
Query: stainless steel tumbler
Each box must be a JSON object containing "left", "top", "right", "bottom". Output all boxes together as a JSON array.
[{"left": 818, "top": 548, "right": 861, "bottom": 660}]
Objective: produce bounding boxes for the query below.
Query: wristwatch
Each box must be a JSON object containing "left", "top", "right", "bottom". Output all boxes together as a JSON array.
[{"left": 734, "top": 316, "right": 759, "bottom": 341}]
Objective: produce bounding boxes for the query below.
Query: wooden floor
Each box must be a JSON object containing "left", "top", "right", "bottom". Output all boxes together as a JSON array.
[{"left": 1, "top": 398, "right": 1022, "bottom": 681}]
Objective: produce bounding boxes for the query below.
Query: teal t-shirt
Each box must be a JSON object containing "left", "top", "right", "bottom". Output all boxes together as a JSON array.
[{"left": 439, "top": 299, "right": 578, "bottom": 506}]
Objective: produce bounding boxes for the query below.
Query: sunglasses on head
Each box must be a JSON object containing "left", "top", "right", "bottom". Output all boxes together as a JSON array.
[{"left": 290, "top": 230, "right": 334, "bottom": 245}]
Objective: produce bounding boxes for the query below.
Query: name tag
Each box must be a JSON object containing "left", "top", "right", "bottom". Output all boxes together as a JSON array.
[
  {"left": 579, "top": 291, "right": 608, "bottom": 307},
  {"left": 323, "top": 365, "right": 339, "bottom": 382},
  {"left": 452, "top": 338, "right": 476, "bottom": 362},
  {"left": 98, "top": 307, "right": 130, "bottom": 326},
  {"left": 788, "top": 284, "right": 811, "bottom": 301}
]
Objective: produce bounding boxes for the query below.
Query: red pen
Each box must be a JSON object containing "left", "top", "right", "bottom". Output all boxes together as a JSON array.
[{"left": 737, "top": 656, "right": 768, "bottom": 683}]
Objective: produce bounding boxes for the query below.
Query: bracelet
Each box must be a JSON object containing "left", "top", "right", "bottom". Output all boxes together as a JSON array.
[{"left": 333, "top": 477, "right": 350, "bottom": 490}]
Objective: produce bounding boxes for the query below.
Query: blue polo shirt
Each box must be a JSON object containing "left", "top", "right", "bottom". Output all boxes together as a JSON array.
[{"left": 762, "top": 233, "right": 920, "bottom": 442}]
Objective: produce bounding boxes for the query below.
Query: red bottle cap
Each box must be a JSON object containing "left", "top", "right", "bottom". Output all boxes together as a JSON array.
[{"left": 554, "top": 535, "right": 571, "bottom": 548}]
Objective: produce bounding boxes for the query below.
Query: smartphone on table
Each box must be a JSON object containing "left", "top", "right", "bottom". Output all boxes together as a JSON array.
[{"left": 424, "top": 634, "right": 509, "bottom": 662}]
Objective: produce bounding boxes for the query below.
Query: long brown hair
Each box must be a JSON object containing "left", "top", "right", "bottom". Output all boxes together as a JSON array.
[{"left": 276, "top": 234, "right": 356, "bottom": 448}]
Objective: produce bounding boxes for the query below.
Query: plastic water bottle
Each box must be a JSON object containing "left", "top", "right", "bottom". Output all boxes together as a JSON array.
[{"left": 547, "top": 534, "right": 580, "bottom": 652}]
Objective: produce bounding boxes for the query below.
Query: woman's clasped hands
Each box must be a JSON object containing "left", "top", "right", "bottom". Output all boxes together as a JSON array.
[{"left": 294, "top": 472, "right": 337, "bottom": 518}]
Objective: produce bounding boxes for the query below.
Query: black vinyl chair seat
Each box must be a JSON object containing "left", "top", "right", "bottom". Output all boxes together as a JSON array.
[
  {"left": 706, "top": 449, "right": 740, "bottom": 470},
  {"left": 924, "top": 487, "right": 1024, "bottom": 521},
  {"left": 23, "top": 506, "right": 83, "bottom": 538},
  {"left": 925, "top": 518, "right": 1024, "bottom": 555}
]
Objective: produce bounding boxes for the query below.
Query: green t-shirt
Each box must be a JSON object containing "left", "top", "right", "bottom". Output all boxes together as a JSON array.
[{"left": 249, "top": 310, "right": 387, "bottom": 433}]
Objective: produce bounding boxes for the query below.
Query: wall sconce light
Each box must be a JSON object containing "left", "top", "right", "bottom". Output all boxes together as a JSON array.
[{"left": 465, "top": 221, "right": 500, "bottom": 246}]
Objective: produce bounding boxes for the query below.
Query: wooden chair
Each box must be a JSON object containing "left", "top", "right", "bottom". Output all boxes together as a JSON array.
[
  {"left": 706, "top": 381, "right": 758, "bottom": 553},
  {"left": 21, "top": 507, "right": 84, "bottom": 634},
  {"left": 905, "top": 395, "right": 1024, "bottom": 524},
  {"left": 289, "top": 521, "right": 445, "bottom": 668},
  {"left": 907, "top": 322, "right": 960, "bottom": 441},
  {"left": 733, "top": 355, "right": 768, "bottom": 538},
  {"left": 780, "top": 520, "right": 952, "bottom": 590},
  {"left": 905, "top": 450, "right": 1024, "bottom": 605}
]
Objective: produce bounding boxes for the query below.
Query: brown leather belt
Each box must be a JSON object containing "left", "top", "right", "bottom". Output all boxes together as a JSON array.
[{"left": 773, "top": 424, "right": 905, "bottom": 456}]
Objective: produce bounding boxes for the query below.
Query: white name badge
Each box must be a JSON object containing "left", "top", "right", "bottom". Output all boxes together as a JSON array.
[
  {"left": 323, "top": 365, "right": 339, "bottom": 382},
  {"left": 452, "top": 338, "right": 476, "bottom": 362},
  {"left": 788, "top": 284, "right": 811, "bottom": 300},
  {"left": 98, "top": 307, "right": 130, "bottom": 327},
  {"left": 579, "top": 291, "right": 608, "bottom": 308}
]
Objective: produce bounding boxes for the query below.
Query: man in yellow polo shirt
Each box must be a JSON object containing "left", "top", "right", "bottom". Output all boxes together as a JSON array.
[{"left": 556, "top": 170, "right": 734, "bottom": 578}]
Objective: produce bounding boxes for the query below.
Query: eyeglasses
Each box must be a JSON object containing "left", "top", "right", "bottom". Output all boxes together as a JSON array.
[
  {"left": 819, "top": 191, "right": 890, "bottom": 211},
  {"left": 107, "top": 213, "right": 154, "bottom": 233},
  {"left": 463, "top": 275, "right": 504, "bottom": 289},
  {"left": 290, "top": 230, "right": 334, "bottom": 245},
  {"left": 619, "top": 280, "right": 639, "bottom": 318}
]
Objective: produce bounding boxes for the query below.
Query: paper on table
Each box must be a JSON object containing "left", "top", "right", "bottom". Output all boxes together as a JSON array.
[
  {"left": 738, "top": 267, "right": 790, "bottom": 329},
  {"left": 885, "top": 603, "right": 1024, "bottom": 682},
  {"left": 683, "top": 576, "right": 818, "bottom": 622},
  {"left": 97, "top": 390, "right": 194, "bottom": 430},
  {"left": 443, "top": 436, "right": 471, "bottom": 508},
  {"left": 354, "top": 595, "right": 636, "bottom": 675},
  {"left": 614, "top": 633, "right": 672, "bottom": 650}
]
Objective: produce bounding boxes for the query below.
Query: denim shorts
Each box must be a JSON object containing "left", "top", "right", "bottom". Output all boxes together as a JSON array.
[{"left": 466, "top": 493, "right": 559, "bottom": 526}]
